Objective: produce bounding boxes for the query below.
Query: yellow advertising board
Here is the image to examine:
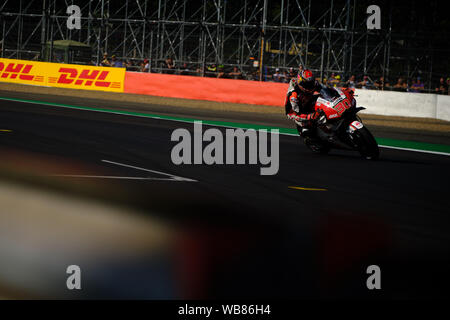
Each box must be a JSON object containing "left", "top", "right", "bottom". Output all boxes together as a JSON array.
[{"left": 0, "top": 58, "right": 125, "bottom": 93}]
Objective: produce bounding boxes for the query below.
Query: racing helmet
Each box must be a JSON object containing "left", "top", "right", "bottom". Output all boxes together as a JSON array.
[{"left": 297, "top": 69, "right": 315, "bottom": 92}]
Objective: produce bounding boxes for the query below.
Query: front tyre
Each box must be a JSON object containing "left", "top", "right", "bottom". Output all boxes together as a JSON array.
[{"left": 353, "top": 127, "right": 379, "bottom": 160}]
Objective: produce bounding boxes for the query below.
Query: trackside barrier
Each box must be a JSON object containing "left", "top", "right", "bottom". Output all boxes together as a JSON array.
[
  {"left": 436, "top": 95, "right": 450, "bottom": 122},
  {"left": 124, "top": 71, "right": 288, "bottom": 106},
  {"left": 0, "top": 58, "right": 125, "bottom": 93},
  {"left": 125, "top": 72, "right": 449, "bottom": 121},
  {"left": 354, "top": 89, "right": 438, "bottom": 119}
]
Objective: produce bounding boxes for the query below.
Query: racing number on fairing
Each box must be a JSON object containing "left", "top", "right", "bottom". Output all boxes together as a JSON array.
[{"left": 333, "top": 99, "right": 351, "bottom": 115}]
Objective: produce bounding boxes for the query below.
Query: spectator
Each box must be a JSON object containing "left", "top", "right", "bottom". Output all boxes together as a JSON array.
[
  {"left": 206, "top": 64, "right": 217, "bottom": 77},
  {"left": 101, "top": 53, "right": 110, "bottom": 66},
  {"left": 125, "top": 59, "right": 138, "bottom": 71},
  {"left": 272, "top": 68, "right": 283, "bottom": 82},
  {"left": 110, "top": 55, "right": 117, "bottom": 67},
  {"left": 179, "top": 63, "right": 190, "bottom": 75},
  {"left": 217, "top": 65, "right": 225, "bottom": 78},
  {"left": 196, "top": 67, "right": 203, "bottom": 76},
  {"left": 345, "top": 75, "right": 356, "bottom": 89},
  {"left": 435, "top": 77, "right": 448, "bottom": 95},
  {"left": 408, "top": 78, "right": 417, "bottom": 92},
  {"left": 329, "top": 74, "right": 341, "bottom": 87},
  {"left": 229, "top": 66, "right": 243, "bottom": 80},
  {"left": 393, "top": 77, "right": 407, "bottom": 92},
  {"left": 409, "top": 77, "right": 424, "bottom": 93},
  {"left": 124, "top": 59, "right": 133, "bottom": 70},
  {"left": 281, "top": 70, "right": 289, "bottom": 83},
  {"left": 287, "top": 67, "right": 296, "bottom": 82},
  {"left": 328, "top": 73, "right": 337, "bottom": 86},
  {"left": 164, "top": 57, "right": 175, "bottom": 73},
  {"left": 141, "top": 59, "right": 150, "bottom": 72},
  {"left": 374, "top": 76, "right": 390, "bottom": 90},
  {"left": 110, "top": 55, "right": 124, "bottom": 68},
  {"left": 358, "top": 75, "right": 373, "bottom": 89},
  {"left": 254, "top": 70, "right": 261, "bottom": 81}
]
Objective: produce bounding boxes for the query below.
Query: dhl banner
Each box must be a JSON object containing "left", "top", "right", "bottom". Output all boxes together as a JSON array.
[{"left": 0, "top": 58, "right": 125, "bottom": 93}]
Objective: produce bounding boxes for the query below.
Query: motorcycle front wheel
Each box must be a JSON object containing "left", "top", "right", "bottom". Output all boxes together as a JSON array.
[{"left": 353, "top": 127, "right": 379, "bottom": 160}]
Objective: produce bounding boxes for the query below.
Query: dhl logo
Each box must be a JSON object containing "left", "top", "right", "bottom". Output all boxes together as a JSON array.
[
  {"left": 0, "top": 62, "right": 44, "bottom": 82},
  {"left": 0, "top": 58, "right": 124, "bottom": 92},
  {"left": 50, "top": 68, "right": 121, "bottom": 88}
]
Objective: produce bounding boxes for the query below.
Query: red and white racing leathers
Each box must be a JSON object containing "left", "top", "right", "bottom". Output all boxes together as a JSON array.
[{"left": 285, "top": 78, "right": 322, "bottom": 126}]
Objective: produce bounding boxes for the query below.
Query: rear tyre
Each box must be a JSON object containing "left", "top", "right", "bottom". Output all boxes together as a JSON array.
[{"left": 353, "top": 127, "right": 379, "bottom": 160}]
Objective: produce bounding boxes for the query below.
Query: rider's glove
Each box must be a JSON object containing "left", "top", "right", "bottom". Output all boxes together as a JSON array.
[
  {"left": 286, "top": 111, "right": 299, "bottom": 121},
  {"left": 307, "top": 111, "right": 319, "bottom": 121}
]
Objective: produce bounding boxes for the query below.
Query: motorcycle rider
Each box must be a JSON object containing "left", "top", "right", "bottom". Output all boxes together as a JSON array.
[{"left": 285, "top": 69, "right": 323, "bottom": 137}]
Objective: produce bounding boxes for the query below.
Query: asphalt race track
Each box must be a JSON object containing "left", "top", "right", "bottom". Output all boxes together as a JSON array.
[{"left": 1, "top": 98, "right": 450, "bottom": 299}]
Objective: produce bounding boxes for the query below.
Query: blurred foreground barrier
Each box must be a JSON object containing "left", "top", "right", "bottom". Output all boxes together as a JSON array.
[
  {"left": 0, "top": 58, "right": 125, "bottom": 93},
  {"left": 124, "top": 71, "right": 288, "bottom": 106}
]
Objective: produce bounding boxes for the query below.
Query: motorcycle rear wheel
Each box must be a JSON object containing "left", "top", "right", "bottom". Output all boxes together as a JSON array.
[{"left": 353, "top": 127, "right": 379, "bottom": 160}]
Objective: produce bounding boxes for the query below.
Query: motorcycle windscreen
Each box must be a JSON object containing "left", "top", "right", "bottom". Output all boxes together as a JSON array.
[{"left": 319, "top": 87, "right": 340, "bottom": 102}]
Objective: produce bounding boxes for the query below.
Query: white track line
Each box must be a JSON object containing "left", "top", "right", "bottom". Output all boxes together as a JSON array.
[
  {"left": 375, "top": 145, "right": 450, "bottom": 156},
  {"left": 50, "top": 174, "right": 179, "bottom": 181},
  {"left": 101, "top": 159, "right": 197, "bottom": 182}
]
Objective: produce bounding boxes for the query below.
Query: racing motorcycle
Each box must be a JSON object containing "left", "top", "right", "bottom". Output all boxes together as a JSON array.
[{"left": 295, "top": 86, "right": 379, "bottom": 160}]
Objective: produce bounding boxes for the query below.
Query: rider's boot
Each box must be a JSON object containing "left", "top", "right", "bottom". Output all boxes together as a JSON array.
[{"left": 300, "top": 126, "right": 313, "bottom": 138}]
